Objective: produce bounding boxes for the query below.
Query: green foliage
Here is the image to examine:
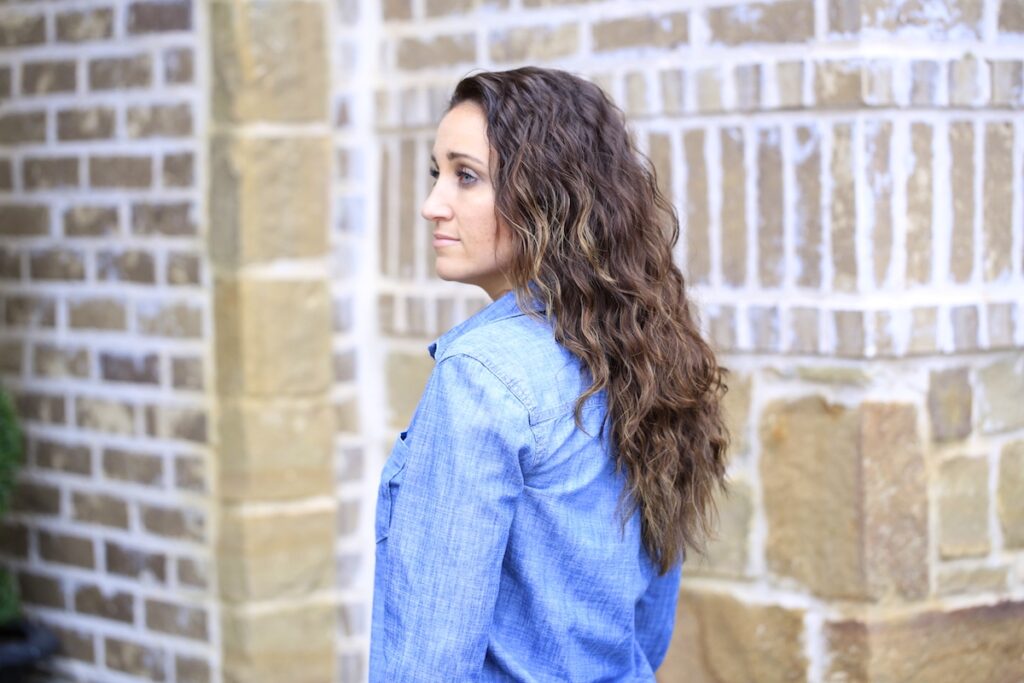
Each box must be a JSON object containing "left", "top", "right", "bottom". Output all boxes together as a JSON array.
[{"left": 0, "top": 386, "right": 22, "bottom": 621}]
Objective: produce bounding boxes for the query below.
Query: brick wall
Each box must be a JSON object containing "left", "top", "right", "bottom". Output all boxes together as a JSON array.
[
  {"left": 2, "top": 0, "right": 1022, "bottom": 681},
  {"left": 0, "top": 0, "right": 214, "bottom": 681}
]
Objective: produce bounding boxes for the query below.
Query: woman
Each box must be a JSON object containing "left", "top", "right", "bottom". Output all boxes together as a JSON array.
[{"left": 371, "top": 67, "right": 728, "bottom": 681}]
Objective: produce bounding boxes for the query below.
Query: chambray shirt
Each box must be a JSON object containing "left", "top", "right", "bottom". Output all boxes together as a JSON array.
[{"left": 370, "top": 291, "right": 682, "bottom": 682}]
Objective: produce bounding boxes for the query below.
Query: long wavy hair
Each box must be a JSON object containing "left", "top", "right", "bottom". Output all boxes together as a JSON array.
[{"left": 449, "top": 67, "right": 728, "bottom": 574}]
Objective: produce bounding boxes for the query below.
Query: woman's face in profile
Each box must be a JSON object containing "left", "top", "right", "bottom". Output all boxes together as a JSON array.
[{"left": 423, "top": 101, "right": 513, "bottom": 300}]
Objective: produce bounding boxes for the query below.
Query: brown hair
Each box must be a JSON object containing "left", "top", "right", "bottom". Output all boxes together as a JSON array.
[{"left": 449, "top": 67, "right": 729, "bottom": 574}]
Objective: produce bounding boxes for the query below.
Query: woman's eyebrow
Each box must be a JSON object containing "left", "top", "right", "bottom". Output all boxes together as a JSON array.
[{"left": 430, "top": 151, "right": 485, "bottom": 165}]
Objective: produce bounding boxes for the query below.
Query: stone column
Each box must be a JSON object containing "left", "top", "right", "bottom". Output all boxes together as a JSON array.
[{"left": 208, "top": 1, "right": 336, "bottom": 681}]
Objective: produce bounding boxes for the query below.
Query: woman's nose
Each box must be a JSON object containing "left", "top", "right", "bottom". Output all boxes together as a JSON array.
[{"left": 421, "top": 182, "right": 453, "bottom": 222}]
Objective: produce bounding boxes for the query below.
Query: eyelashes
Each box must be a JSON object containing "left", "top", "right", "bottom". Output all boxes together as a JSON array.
[{"left": 428, "top": 167, "right": 478, "bottom": 186}]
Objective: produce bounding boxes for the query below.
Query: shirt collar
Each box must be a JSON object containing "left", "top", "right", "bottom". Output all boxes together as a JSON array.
[{"left": 429, "top": 289, "right": 545, "bottom": 359}]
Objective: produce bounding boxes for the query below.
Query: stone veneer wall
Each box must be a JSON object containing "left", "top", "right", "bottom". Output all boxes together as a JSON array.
[{"left": 1, "top": 0, "right": 1023, "bottom": 681}]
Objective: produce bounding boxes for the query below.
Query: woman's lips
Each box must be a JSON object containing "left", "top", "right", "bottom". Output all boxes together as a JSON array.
[{"left": 433, "top": 234, "right": 460, "bottom": 248}]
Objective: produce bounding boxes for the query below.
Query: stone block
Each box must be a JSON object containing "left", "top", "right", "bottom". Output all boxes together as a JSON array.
[
  {"left": 659, "top": 588, "right": 806, "bottom": 682},
  {"left": 33, "top": 344, "right": 89, "bottom": 379},
  {"left": 386, "top": 350, "right": 435, "bottom": 429},
  {"left": 757, "top": 127, "right": 783, "bottom": 286},
  {"left": 163, "top": 152, "right": 194, "bottom": 187},
  {"left": 592, "top": 13, "right": 687, "bottom": 52},
  {"left": 29, "top": 249, "right": 84, "bottom": 281},
  {"left": 690, "top": 478, "right": 752, "bottom": 577},
  {"left": 126, "top": 103, "right": 193, "bottom": 138},
  {"left": 89, "top": 155, "right": 153, "bottom": 188},
  {"left": 97, "top": 249, "right": 157, "bottom": 283},
  {"left": 0, "top": 112, "right": 46, "bottom": 145},
  {"left": 75, "top": 396, "right": 135, "bottom": 435},
  {"left": 938, "top": 456, "right": 990, "bottom": 558},
  {"left": 146, "top": 598, "right": 208, "bottom": 640},
  {"left": 141, "top": 504, "right": 204, "bottom": 541},
  {"left": 708, "top": 0, "right": 813, "bottom": 45},
  {"left": 105, "top": 541, "right": 167, "bottom": 583},
  {"left": 128, "top": 0, "right": 191, "bottom": 33},
  {"left": 11, "top": 482, "right": 60, "bottom": 515},
  {"left": 23, "top": 156, "right": 80, "bottom": 189},
  {"left": 683, "top": 129, "right": 710, "bottom": 284},
  {"left": 105, "top": 636, "right": 165, "bottom": 680},
  {"left": 35, "top": 439, "right": 91, "bottom": 476},
  {"left": 88, "top": 54, "right": 152, "bottom": 90},
  {"left": 166, "top": 252, "right": 199, "bottom": 285},
  {"left": 719, "top": 127, "right": 746, "bottom": 286},
  {"left": 131, "top": 201, "right": 195, "bottom": 236},
  {"left": 825, "top": 602, "right": 1024, "bottom": 682},
  {"left": 17, "top": 572, "right": 63, "bottom": 608},
  {"left": 222, "top": 602, "right": 335, "bottom": 683},
  {"left": 217, "top": 397, "right": 334, "bottom": 500},
  {"left": 0, "top": 13, "right": 45, "bottom": 47},
  {"left": 210, "top": 134, "right": 329, "bottom": 265},
  {"left": 998, "top": 440, "right": 1024, "bottom": 548},
  {"left": 74, "top": 585, "right": 134, "bottom": 623},
  {"left": 50, "top": 625, "right": 94, "bottom": 663},
  {"left": 176, "top": 656, "right": 211, "bottom": 683},
  {"left": 164, "top": 47, "right": 194, "bottom": 84},
  {"left": 906, "top": 122, "right": 933, "bottom": 285},
  {"left": 100, "top": 352, "right": 159, "bottom": 384},
  {"left": 72, "top": 491, "right": 130, "bottom": 529},
  {"left": 38, "top": 530, "right": 95, "bottom": 568},
  {"left": 794, "top": 126, "right": 822, "bottom": 287},
  {"left": 211, "top": 1, "right": 327, "bottom": 123},
  {"left": 977, "top": 355, "right": 1024, "bottom": 434},
  {"left": 137, "top": 301, "right": 202, "bottom": 338},
  {"left": 218, "top": 506, "right": 335, "bottom": 602},
  {"left": 68, "top": 297, "right": 127, "bottom": 330},
  {"left": 936, "top": 564, "right": 1009, "bottom": 596},
  {"left": 983, "top": 122, "right": 1013, "bottom": 282},
  {"left": 927, "top": 367, "right": 971, "bottom": 441},
  {"left": 760, "top": 398, "right": 927, "bottom": 601},
  {"left": 104, "top": 445, "right": 166, "bottom": 485}
]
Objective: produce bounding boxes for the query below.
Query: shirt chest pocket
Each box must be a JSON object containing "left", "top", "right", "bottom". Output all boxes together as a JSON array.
[{"left": 375, "top": 434, "right": 411, "bottom": 544}]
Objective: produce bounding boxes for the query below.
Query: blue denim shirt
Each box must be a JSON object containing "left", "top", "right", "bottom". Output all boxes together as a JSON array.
[{"left": 370, "top": 291, "right": 682, "bottom": 682}]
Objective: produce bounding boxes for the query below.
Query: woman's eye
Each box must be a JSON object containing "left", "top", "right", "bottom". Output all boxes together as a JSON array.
[
  {"left": 457, "top": 169, "right": 478, "bottom": 185},
  {"left": 428, "top": 168, "right": 439, "bottom": 180}
]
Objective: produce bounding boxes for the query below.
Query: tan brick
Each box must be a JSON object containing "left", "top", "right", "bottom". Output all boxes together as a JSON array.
[
  {"left": 164, "top": 47, "right": 193, "bottom": 84},
  {"left": 14, "top": 391, "right": 66, "bottom": 425},
  {"left": 757, "top": 127, "right": 783, "bottom": 286},
  {"left": 103, "top": 447, "right": 163, "bottom": 485},
  {"left": 219, "top": 507, "right": 335, "bottom": 602},
  {"left": 142, "top": 504, "right": 204, "bottom": 541},
  {"left": 1000, "top": 0, "right": 1024, "bottom": 32},
  {"left": 33, "top": 343, "right": 89, "bottom": 379},
  {"left": 977, "top": 355, "right": 1024, "bottom": 434},
  {"left": 23, "top": 156, "right": 79, "bottom": 190},
  {"left": 131, "top": 201, "right": 195, "bottom": 236},
  {"left": 35, "top": 439, "right": 91, "bottom": 476},
  {"left": 21, "top": 60, "right": 76, "bottom": 95},
  {"left": 987, "top": 302, "right": 1015, "bottom": 348},
  {"left": 75, "top": 396, "right": 135, "bottom": 435},
  {"left": 386, "top": 350, "right": 434, "bottom": 429},
  {"left": 211, "top": 1, "right": 327, "bottom": 122},
  {"left": 49, "top": 625, "right": 94, "bottom": 663},
  {"left": 733, "top": 64, "right": 760, "bottom": 110},
  {"left": 69, "top": 298, "right": 127, "bottom": 330},
  {"left": 659, "top": 588, "right": 806, "bottom": 682},
  {"left": 90, "top": 155, "right": 152, "bottom": 188},
  {"left": 831, "top": 123, "right": 857, "bottom": 292},
  {"left": 144, "top": 404, "right": 208, "bottom": 443},
  {"left": 174, "top": 454, "right": 205, "bottom": 492},
  {"left": 949, "top": 55, "right": 984, "bottom": 106},
  {"left": 72, "top": 491, "right": 129, "bottom": 529},
  {"left": 0, "top": 204, "right": 48, "bottom": 237},
  {"left": 863, "top": 0, "right": 982, "bottom": 36},
  {"left": 708, "top": 0, "right": 813, "bottom": 45},
  {"left": 89, "top": 54, "right": 152, "bottom": 90},
  {"left": 396, "top": 33, "right": 476, "bottom": 70},
  {"left": 948, "top": 121, "right": 974, "bottom": 283},
  {"left": 863, "top": 60, "right": 895, "bottom": 106},
  {"left": 683, "top": 130, "right": 710, "bottom": 283},
  {"left": 936, "top": 564, "right": 1009, "bottom": 596},
  {"left": 720, "top": 127, "right": 746, "bottom": 286},
  {"left": 951, "top": 304, "right": 979, "bottom": 351},
  {"left": 0, "top": 158, "right": 12, "bottom": 190},
  {"left": 0, "top": 14, "right": 45, "bottom": 47},
  {"left": 38, "top": 530, "right": 95, "bottom": 568},
  {"left": 126, "top": 103, "right": 192, "bottom": 138},
  {"left": 210, "top": 134, "right": 329, "bottom": 265},
  {"left": 178, "top": 556, "right": 207, "bottom": 588},
  {"left": 909, "top": 59, "right": 940, "bottom": 106},
  {"left": 826, "top": 602, "right": 1024, "bottom": 682},
  {"left": 64, "top": 205, "right": 118, "bottom": 236},
  {"left": 0, "top": 67, "right": 8, "bottom": 98},
  {"left": 776, "top": 61, "right": 803, "bottom": 109},
  {"left": 749, "top": 305, "right": 779, "bottom": 352},
  {"left": 0, "top": 340, "right": 23, "bottom": 373},
  {"left": 649, "top": 130, "right": 671, "bottom": 209},
  {"left": 100, "top": 351, "right": 159, "bottom": 385},
  {"left": 11, "top": 481, "right": 60, "bottom": 515},
  {"left": 691, "top": 479, "right": 752, "bottom": 577},
  {"left": 788, "top": 307, "right": 818, "bottom": 353},
  {"left": 7, "top": 295, "right": 62, "bottom": 328},
  {"left": 998, "top": 440, "right": 1024, "bottom": 548},
  {"left": 162, "top": 152, "right": 194, "bottom": 188},
  {"left": 56, "top": 8, "right": 114, "bottom": 42},
  {"left": 29, "top": 249, "right": 85, "bottom": 281},
  {"left": 380, "top": 0, "right": 411, "bottom": 20},
  {"left": 991, "top": 60, "right": 1024, "bottom": 106},
  {"left": 906, "top": 122, "right": 933, "bottom": 285},
  {"left": 865, "top": 121, "right": 893, "bottom": 286},
  {"left": 694, "top": 66, "right": 723, "bottom": 113},
  {"left": 908, "top": 306, "right": 937, "bottom": 354},
  {"left": 489, "top": 24, "right": 577, "bottom": 62},
  {"left": 927, "top": 367, "right": 971, "bottom": 442},
  {"left": 592, "top": 13, "right": 687, "bottom": 51},
  {"left": 106, "top": 540, "right": 167, "bottom": 583},
  {"left": 829, "top": 0, "right": 859, "bottom": 34},
  {"left": 794, "top": 126, "right": 822, "bottom": 288},
  {"left": 425, "top": 0, "right": 508, "bottom": 14},
  {"left": 171, "top": 355, "right": 203, "bottom": 391},
  {"left": 105, "top": 637, "right": 165, "bottom": 680},
  {"left": 983, "top": 122, "right": 1013, "bottom": 281},
  {"left": 17, "top": 571, "right": 64, "bottom": 608},
  {"left": 128, "top": 0, "right": 191, "bottom": 33},
  {"left": 761, "top": 399, "right": 927, "bottom": 600},
  {"left": 814, "top": 60, "right": 862, "bottom": 108},
  {"left": 834, "top": 310, "right": 864, "bottom": 356},
  {"left": 222, "top": 603, "right": 335, "bottom": 683},
  {"left": 176, "top": 655, "right": 211, "bottom": 683},
  {"left": 0, "top": 521, "right": 29, "bottom": 559},
  {"left": 137, "top": 301, "right": 202, "bottom": 338},
  {"left": 938, "top": 456, "right": 989, "bottom": 558},
  {"left": 74, "top": 585, "right": 133, "bottom": 622},
  {"left": 97, "top": 249, "right": 156, "bottom": 284},
  {"left": 146, "top": 598, "right": 207, "bottom": 639},
  {"left": 0, "top": 111, "right": 46, "bottom": 145},
  {"left": 167, "top": 252, "right": 201, "bottom": 287}
]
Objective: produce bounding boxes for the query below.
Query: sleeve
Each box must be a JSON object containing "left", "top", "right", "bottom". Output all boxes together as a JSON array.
[
  {"left": 635, "top": 561, "right": 682, "bottom": 671},
  {"left": 372, "top": 353, "right": 531, "bottom": 682}
]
